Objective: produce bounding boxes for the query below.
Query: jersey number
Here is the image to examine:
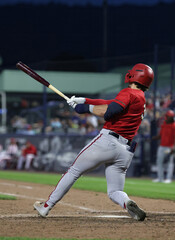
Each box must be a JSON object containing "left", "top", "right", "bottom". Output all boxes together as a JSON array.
[{"left": 141, "top": 104, "right": 146, "bottom": 120}]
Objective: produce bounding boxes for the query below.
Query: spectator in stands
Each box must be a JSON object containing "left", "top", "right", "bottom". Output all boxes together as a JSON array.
[
  {"left": 146, "top": 98, "right": 154, "bottom": 111},
  {"left": 50, "top": 117, "right": 62, "bottom": 131},
  {"left": 152, "top": 110, "right": 175, "bottom": 183},
  {"left": 11, "top": 116, "right": 27, "bottom": 132},
  {"left": 78, "top": 114, "right": 87, "bottom": 134},
  {"left": 69, "top": 112, "right": 81, "bottom": 129},
  {"left": 17, "top": 141, "right": 37, "bottom": 170},
  {"left": 86, "top": 124, "right": 99, "bottom": 136},
  {"left": 86, "top": 113, "right": 98, "bottom": 129},
  {"left": 0, "top": 138, "right": 19, "bottom": 169},
  {"left": 139, "top": 118, "right": 150, "bottom": 135},
  {"left": 46, "top": 117, "right": 62, "bottom": 133},
  {"left": 162, "top": 93, "right": 172, "bottom": 109}
]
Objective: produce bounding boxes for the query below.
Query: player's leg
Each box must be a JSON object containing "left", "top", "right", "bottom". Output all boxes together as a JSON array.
[
  {"left": 46, "top": 133, "right": 116, "bottom": 206},
  {"left": 105, "top": 162, "right": 129, "bottom": 208},
  {"left": 105, "top": 146, "right": 133, "bottom": 209},
  {"left": 156, "top": 146, "right": 165, "bottom": 182},
  {"left": 34, "top": 133, "right": 116, "bottom": 217},
  {"left": 105, "top": 151, "right": 146, "bottom": 221},
  {"left": 17, "top": 156, "right": 25, "bottom": 170},
  {"left": 165, "top": 153, "right": 174, "bottom": 183},
  {"left": 25, "top": 154, "right": 34, "bottom": 170}
]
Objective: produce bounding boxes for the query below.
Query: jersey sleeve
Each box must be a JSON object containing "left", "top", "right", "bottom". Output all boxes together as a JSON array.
[
  {"left": 85, "top": 98, "right": 114, "bottom": 105},
  {"left": 113, "top": 88, "right": 131, "bottom": 109},
  {"left": 85, "top": 88, "right": 131, "bottom": 107}
]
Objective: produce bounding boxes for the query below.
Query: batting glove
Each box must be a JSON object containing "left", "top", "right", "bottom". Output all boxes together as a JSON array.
[
  {"left": 67, "top": 96, "right": 77, "bottom": 108},
  {"left": 69, "top": 96, "right": 86, "bottom": 104}
]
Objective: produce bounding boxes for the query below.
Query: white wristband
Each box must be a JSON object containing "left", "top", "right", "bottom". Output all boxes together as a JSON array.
[{"left": 89, "top": 105, "right": 94, "bottom": 113}]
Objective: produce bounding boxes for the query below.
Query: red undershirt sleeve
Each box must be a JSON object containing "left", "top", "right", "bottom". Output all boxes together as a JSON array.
[
  {"left": 85, "top": 98, "right": 114, "bottom": 105},
  {"left": 85, "top": 88, "right": 131, "bottom": 107}
]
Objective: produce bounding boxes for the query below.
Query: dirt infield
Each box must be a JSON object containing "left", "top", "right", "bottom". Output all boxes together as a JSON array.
[{"left": 0, "top": 179, "right": 175, "bottom": 240}]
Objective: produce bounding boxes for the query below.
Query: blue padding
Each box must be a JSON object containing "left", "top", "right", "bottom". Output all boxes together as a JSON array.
[
  {"left": 104, "top": 102, "right": 124, "bottom": 121},
  {"left": 75, "top": 104, "right": 90, "bottom": 114}
]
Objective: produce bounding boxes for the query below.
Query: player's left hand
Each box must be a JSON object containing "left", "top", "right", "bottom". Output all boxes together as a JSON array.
[
  {"left": 69, "top": 96, "right": 86, "bottom": 104},
  {"left": 67, "top": 96, "right": 77, "bottom": 108}
]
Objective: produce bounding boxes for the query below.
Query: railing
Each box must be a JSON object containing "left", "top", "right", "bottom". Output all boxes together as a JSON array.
[{"left": 0, "top": 132, "right": 158, "bottom": 177}]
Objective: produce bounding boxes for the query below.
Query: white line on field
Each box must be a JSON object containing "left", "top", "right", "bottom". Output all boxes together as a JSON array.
[
  {"left": 0, "top": 183, "right": 15, "bottom": 187},
  {"left": 0, "top": 192, "right": 45, "bottom": 201},
  {"left": 96, "top": 215, "right": 130, "bottom": 218},
  {"left": 0, "top": 182, "right": 33, "bottom": 189},
  {"left": 147, "top": 211, "right": 175, "bottom": 215},
  {"left": 59, "top": 201, "right": 97, "bottom": 212},
  {"left": 0, "top": 213, "right": 130, "bottom": 219},
  {"left": 0, "top": 191, "right": 98, "bottom": 212},
  {"left": 1, "top": 183, "right": 175, "bottom": 216},
  {"left": 18, "top": 185, "right": 33, "bottom": 189}
]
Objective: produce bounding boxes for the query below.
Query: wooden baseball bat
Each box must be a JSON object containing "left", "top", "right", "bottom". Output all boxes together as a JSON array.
[{"left": 16, "top": 61, "right": 69, "bottom": 101}]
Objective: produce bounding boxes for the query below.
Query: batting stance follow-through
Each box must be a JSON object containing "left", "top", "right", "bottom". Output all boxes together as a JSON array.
[{"left": 34, "top": 63, "right": 154, "bottom": 221}]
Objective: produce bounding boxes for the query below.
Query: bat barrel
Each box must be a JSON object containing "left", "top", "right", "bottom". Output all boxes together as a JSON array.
[
  {"left": 16, "top": 61, "right": 70, "bottom": 101},
  {"left": 16, "top": 61, "right": 50, "bottom": 87}
]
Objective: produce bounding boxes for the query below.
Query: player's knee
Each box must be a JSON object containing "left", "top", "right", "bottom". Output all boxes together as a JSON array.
[
  {"left": 69, "top": 166, "right": 82, "bottom": 180},
  {"left": 107, "top": 189, "right": 123, "bottom": 202},
  {"left": 107, "top": 190, "right": 117, "bottom": 201},
  {"left": 107, "top": 191, "right": 113, "bottom": 201}
]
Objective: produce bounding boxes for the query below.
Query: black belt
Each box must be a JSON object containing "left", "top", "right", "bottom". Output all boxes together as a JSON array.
[{"left": 109, "top": 131, "right": 131, "bottom": 146}]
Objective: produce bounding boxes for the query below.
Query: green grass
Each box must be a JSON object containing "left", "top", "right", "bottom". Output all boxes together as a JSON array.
[
  {"left": 0, "top": 194, "right": 16, "bottom": 200},
  {"left": 124, "top": 178, "right": 175, "bottom": 200},
  {"left": 0, "top": 171, "right": 60, "bottom": 185},
  {"left": 0, "top": 170, "right": 175, "bottom": 201}
]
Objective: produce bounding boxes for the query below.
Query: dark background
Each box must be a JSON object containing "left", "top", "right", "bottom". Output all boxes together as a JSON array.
[{"left": 0, "top": 2, "right": 175, "bottom": 70}]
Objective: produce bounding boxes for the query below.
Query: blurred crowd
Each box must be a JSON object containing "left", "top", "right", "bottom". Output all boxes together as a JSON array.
[
  {"left": 7, "top": 92, "right": 175, "bottom": 137},
  {"left": 9, "top": 103, "right": 104, "bottom": 136},
  {"left": 138, "top": 92, "right": 173, "bottom": 135},
  {"left": 0, "top": 91, "right": 175, "bottom": 174}
]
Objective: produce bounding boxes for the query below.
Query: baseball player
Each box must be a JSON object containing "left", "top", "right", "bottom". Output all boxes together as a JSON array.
[
  {"left": 34, "top": 63, "right": 154, "bottom": 221},
  {"left": 17, "top": 141, "right": 37, "bottom": 170},
  {"left": 152, "top": 110, "right": 175, "bottom": 183}
]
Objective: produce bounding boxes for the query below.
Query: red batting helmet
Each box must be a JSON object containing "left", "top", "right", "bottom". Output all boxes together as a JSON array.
[
  {"left": 125, "top": 63, "right": 154, "bottom": 88},
  {"left": 165, "top": 110, "right": 174, "bottom": 118}
]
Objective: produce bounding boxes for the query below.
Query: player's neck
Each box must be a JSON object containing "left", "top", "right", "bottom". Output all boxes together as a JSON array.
[{"left": 129, "top": 83, "right": 141, "bottom": 90}]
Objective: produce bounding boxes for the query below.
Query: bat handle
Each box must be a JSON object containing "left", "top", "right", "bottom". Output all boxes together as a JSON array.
[{"left": 49, "top": 85, "right": 70, "bottom": 101}]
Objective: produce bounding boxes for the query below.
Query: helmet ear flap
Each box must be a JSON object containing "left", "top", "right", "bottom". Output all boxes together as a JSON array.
[
  {"left": 124, "top": 63, "right": 154, "bottom": 88},
  {"left": 125, "top": 70, "right": 132, "bottom": 83}
]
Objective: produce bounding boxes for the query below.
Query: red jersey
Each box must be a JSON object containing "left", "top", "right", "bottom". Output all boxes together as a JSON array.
[
  {"left": 160, "top": 122, "right": 175, "bottom": 147},
  {"left": 22, "top": 144, "right": 37, "bottom": 156},
  {"left": 86, "top": 88, "right": 145, "bottom": 140}
]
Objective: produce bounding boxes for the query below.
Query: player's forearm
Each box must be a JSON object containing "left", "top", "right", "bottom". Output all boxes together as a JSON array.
[{"left": 91, "top": 105, "right": 108, "bottom": 117}]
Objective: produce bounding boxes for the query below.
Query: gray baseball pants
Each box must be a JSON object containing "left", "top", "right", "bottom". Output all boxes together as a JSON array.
[
  {"left": 156, "top": 146, "right": 174, "bottom": 181},
  {"left": 46, "top": 128, "right": 134, "bottom": 209}
]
